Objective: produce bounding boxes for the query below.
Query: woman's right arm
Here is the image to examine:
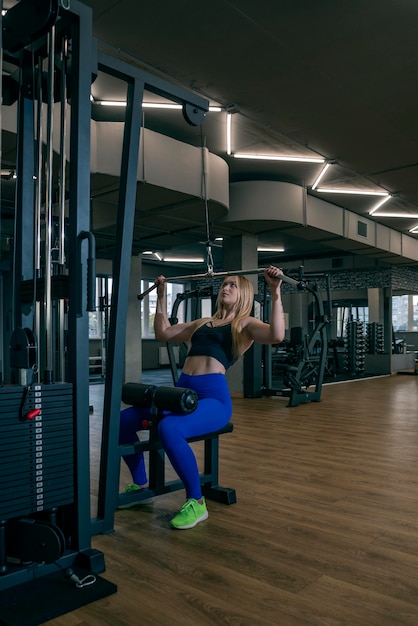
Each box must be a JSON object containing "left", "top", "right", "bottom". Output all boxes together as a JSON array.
[{"left": 153, "top": 276, "right": 197, "bottom": 342}]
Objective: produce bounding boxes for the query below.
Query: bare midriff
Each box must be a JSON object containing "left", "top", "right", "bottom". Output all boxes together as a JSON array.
[{"left": 181, "top": 355, "right": 226, "bottom": 376}]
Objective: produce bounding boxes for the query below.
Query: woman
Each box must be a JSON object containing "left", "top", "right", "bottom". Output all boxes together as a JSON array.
[{"left": 119, "top": 265, "right": 285, "bottom": 529}]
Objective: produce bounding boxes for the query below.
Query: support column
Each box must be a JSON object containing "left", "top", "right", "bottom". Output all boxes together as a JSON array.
[
  {"left": 384, "top": 287, "right": 393, "bottom": 355},
  {"left": 368, "top": 287, "right": 384, "bottom": 324},
  {"left": 223, "top": 234, "right": 259, "bottom": 396},
  {"left": 223, "top": 234, "right": 258, "bottom": 292},
  {"left": 125, "top": 255, "right": 142, "bottom": 382},
  {"left": 365, "top": 286, "right": 389, "bottom": 374}
]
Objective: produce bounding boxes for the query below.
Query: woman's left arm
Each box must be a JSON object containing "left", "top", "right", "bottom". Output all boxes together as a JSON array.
[{"left": 243, "top": 266, "right": 286, "bottom": 345}]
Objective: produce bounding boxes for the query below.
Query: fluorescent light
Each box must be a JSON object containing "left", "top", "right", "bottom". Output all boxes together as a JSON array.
[
  {"left": 163, "top": 257, "right": 204, "bottom": 263},
  {"left": 311, "top": 162, "right": 332, "bottom": 190},
  {"left": 257, "top": 247, "right": 285, "bottom": 253},
  {"left": 315, "top": 188, "right": 389, "bottom": 196},
  {"left": 97, "top": 100, "right": 127, "bottom": 107},
  {"left": 144, "top": 103, "right": 181, "bottom": 109},
  {"left": 369, "top": 195, "right": 392, "bottom": 215},
  {"left": 375, "top": 212, "right": 418, "bottom": 218},
  {"left": 409, "top": 226, "right": 418, "bottom": 233},
  {"left": 94, "top": 100, "right": 221, "bottom": 112},
  {"left": 226, "top": 113, "right": 232, "bottom": 155},
  {"left": 142, "top": 251, "right": 162, "bottom": 260},
  {"left": 234, "top": 153, "right": 325, "bottom": 164}
]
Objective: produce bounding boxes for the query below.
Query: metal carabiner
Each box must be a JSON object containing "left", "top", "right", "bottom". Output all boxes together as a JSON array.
[{"left": 205, "top": 241, "right": 215, "bottom": 276}]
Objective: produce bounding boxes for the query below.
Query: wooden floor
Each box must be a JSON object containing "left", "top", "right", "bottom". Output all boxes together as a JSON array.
[{"left": 49, "top": 374, "right": 418, "bottom": 626}]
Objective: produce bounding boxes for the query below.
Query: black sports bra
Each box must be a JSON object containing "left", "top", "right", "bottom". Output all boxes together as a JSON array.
[{"left": 187, "top": 322, "right": 235, "bottom": 370}]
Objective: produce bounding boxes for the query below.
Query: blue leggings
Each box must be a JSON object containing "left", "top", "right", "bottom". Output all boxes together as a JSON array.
[{"left": 119, "top": 373, "right": 232, "bottom": 500}]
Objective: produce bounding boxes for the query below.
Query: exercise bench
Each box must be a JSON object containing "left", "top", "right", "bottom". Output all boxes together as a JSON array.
[{"left": 117, "top": 382, "right": 236, "bottom": 509}]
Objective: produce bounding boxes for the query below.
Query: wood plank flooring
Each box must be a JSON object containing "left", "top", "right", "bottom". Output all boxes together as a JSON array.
[{"left": 49, "top": 374, "right": 418, "bottom": 626}]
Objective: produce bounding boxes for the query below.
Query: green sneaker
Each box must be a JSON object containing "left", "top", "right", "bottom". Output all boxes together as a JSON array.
[
  {"left": 170, "top": 498, "right": 208, "bottom": 529},
  {"left": 118, "top": 483, "right": 153, "bottom": 509},
  {"left": 124, "top": 483, "right": 142, "bottom": 493}
]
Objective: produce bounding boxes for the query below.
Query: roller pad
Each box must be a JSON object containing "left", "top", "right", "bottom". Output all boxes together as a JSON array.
[
  {"left": 122, "top": 383, "right": 157, "bottom": 408},
  {"left": 153, "top": 386, "right": 198, "bottom": 414}
]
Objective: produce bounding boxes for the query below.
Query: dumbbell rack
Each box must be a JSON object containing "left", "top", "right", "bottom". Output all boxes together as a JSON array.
[
  {"left": 344, "top": 320, "right": 366, "bottom": 375},
  {"left": 0, "top": 383, "right": 74, "bottom": 574},
  {"left": 366, "top": 322, "right": 384, "bottom": 354}
]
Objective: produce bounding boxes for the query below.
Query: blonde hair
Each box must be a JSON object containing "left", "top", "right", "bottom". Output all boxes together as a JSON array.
[{"left": 194, "top": 275, "right": 254, "bottom": 359}]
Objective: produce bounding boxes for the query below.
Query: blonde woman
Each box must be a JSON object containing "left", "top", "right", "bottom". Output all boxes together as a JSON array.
[{"left": 120, "top": 265, "right": 285, "bottom": 529}]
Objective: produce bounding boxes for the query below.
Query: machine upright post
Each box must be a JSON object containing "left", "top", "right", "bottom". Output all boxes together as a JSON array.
[{"left": 96, "top": 75, "right": 145, "bottom": 530}]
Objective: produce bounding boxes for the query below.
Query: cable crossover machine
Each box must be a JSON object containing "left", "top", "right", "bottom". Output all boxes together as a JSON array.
[
  {"left": 1, "top": 0, "right": 102, "bottom": 599},
  {"left": 0, "top": 0, "right": 212, "bottom": 619}
]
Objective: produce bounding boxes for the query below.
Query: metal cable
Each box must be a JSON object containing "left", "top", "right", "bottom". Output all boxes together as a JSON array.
[{"left": 200, "top": 127, "right": 214, "bottom": 275}]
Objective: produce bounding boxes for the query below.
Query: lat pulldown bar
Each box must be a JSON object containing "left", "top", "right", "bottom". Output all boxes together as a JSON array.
[{"left": 137, "top": 267, "right": 305, "bottom": 300}]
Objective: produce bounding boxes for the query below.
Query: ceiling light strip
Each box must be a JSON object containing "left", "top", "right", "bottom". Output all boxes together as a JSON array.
[
  {"left": 257, "top": 247, "right": 285, "bottom": 252},
  {"left": 95, "top": 100, "right": 221, "bottom": 111},
  {"left": 163, "top": 257, "right": 205, "bottom": 263},
  {"left": 97, "top": 100, "right": 126, "bottom": 107},
  {"left": 316, "top": 188, "right": 389, "bottom": 196},
  {"left": 311, "top": 162, "right": 332, "bottom": 190},
  {"left": 234, "top": 153, "right": 325, "bottom": 164},
  {"left": 226, "top": 113, "right": 232, "bottom": 155},
  {"left": 375, "top": 212, "right": 418, "bottom": 218},
  {"left": 142, "top": 251, "right": 163, "bottom": 260},
  {"left": 369, "top": 195, "right": 392, "bottom": 215}
]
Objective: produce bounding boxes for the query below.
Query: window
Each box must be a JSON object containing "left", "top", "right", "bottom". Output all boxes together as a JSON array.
[
  {"left": 392, "top": 294, "right": 418, "bottom": 332},
  {"left": 336, "top": 305, "right": 369, "bottom": 337},
  {"left": 89, "top": 275, "right": 112, "bottom": 339},
  {"left": 140, "top": 280, "right": 185, "bottom": 338},
  {"left": 200, "top": 297, "right": 212, "bottom": 318},
  {"left": 414, "top": 295, "right": 418, "bottom": 330}
]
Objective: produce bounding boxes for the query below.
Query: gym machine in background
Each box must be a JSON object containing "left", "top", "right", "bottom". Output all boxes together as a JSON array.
[
  {"left": 262, "top": 268, "right": 332, "bottom": 407},
  {"left": 166, "top": 285, "right": 217, "bottom": 384}
]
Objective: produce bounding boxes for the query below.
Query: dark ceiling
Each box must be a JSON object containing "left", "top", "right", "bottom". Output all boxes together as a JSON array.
[{"left": 4, "top": 0, "right": 418, "bottom": 270}]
